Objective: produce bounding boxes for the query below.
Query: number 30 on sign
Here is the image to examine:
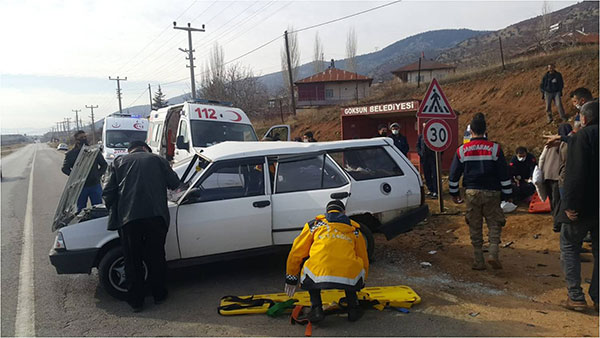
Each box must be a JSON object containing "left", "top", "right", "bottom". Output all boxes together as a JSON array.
[{"left": 423, "top": 119, "right": 452, "bottom": 152}]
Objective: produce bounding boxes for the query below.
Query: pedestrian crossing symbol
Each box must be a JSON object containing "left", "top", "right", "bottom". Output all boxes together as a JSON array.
[{"left": 416, "top": 78, "right": 456, "bottom": 119}]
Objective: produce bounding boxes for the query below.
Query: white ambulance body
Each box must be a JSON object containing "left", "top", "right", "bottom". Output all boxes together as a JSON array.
[
  {"left": 147, "top": 100, "right": 289, "bottom": 169},
  {"left": 102, "top": 114, "right": 149, "bottom": 163}
]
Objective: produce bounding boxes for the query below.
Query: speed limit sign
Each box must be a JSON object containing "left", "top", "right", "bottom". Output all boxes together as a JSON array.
[{"left": 423, "top": 119, "right": 452, "bottom": 152}]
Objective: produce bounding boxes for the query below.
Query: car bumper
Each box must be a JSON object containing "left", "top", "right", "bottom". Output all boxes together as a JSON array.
[
  {"left": 49, "top": 248, "right": 99, "bottom": 274},
  {"left": 379, "top": 204, "right": 430, "bottom": 240}
]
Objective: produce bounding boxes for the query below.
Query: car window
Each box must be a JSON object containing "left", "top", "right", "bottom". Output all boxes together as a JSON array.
[
  {"left": 275, "top": 155, "right": 348, "bottom": 194},
  {"left": 329, "top": 147, "right": 403, "bottom": 181},
  {"left": 187, "top": 160, "right": 265, "bottom": 203}
]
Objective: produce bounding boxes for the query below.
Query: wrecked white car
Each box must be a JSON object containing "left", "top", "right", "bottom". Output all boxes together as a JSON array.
[{"left": 49, "top": 139, "right": 429, "bottom": 299}]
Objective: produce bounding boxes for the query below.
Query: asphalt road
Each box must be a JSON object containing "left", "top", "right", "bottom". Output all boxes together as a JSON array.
[{"left": 1, "top": 143, "right": 537, "bottom": 336}]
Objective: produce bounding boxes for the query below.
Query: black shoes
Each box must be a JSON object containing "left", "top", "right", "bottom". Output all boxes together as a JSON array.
[
  {"left": 347, "top": 306, "right": 362, "bottom": 322},
  {"left": 308, "top": 305, "right": 325, "bottom": 323},
  {"left": 154, "top": 291, "right": 168, "bottom": 305}
]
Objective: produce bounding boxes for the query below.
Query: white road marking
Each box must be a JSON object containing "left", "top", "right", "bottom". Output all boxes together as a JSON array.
[{"left": 15, "top": 146, "right": 36, "bottom": 337}]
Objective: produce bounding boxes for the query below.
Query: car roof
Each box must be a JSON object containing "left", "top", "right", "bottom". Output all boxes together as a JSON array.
[{"left": 199, "top": 138, "right": 393, "bottom": 161}]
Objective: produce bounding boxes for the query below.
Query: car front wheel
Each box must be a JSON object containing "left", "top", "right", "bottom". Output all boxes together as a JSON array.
[{"left": 98, "top": 246, "right": 147, "bottom": 300}]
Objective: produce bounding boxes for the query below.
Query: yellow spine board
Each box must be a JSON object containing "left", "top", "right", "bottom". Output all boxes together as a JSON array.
[{"left": 218, "top": 285, "right": 421, "bottom": 316}]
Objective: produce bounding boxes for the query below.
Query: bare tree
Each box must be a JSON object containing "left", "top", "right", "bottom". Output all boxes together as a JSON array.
[
  {"left": 281, "top": 26, "right": 300, "bottom": 96},
  {"left": 345, "top": 27, "right": 357, "bottom": 73},
  {"left": 536, "top": 1, "right": 553, "bottom": 52},
  {"left": 313, "top": 32, "right": 324, "bottom": 74}
]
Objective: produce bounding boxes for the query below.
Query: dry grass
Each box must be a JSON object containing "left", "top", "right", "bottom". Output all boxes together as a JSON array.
[{"left": 1, "top": 143, "right": 29, "bottom": 157}]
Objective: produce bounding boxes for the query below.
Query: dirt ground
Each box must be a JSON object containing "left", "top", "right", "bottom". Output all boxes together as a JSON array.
[{"left": 374, "top": 183, "right": 598, "bottom": 337}]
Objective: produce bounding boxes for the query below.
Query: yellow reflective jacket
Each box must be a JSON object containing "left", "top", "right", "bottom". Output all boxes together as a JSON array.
[{"left": 285, "top": 212, "right": 369, "bottom": 289}]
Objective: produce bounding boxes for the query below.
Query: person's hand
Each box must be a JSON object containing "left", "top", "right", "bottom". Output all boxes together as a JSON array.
[
  {"left": 565, "top": 209, "right": 578, "bottom": 221},
  {"left": 284, "top": 284, "right": 297, "bottom": 298},
  {"left": 543, "top": 134, "right": 561, "bottom": 147},
  {"left": 452, "top": 195, "right": 463, "bottom": 204}
]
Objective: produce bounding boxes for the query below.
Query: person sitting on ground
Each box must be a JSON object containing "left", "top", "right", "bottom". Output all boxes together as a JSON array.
[
  {"left": 284, "top": 200, "right": 369, "bottom": 323},
  {"left": 302, "top": 131, "right": 317, "bottom": 142},
  {"left": 509, "top": 146, "right": 537, "bottom": 203},
  {"left": 389, "top": 122, "right": 409, "bottom": 156}
]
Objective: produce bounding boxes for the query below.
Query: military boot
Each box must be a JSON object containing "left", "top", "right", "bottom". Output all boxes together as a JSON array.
[
  {"left": 472, "top": 247, "right": 486, "bottom": 270},
  {"left": 487, "top": 244, "right": 503, "bottom": 269}
]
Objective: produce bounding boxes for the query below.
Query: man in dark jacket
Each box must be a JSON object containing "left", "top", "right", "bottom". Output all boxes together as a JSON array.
[
  {"left": 559, "top": 101, "right": 599, "bottom": 312},
  {"left": 509, "top": 146, "right": 537, "bottom": 203},
  {"left": 540, "top": 63, "right": 566, "bottom": 123},
  {"left": 61, "top": 130, "right": 107, "bottom": 212},
  {"left": 389, "top": 122, "right": 409, "bottom": 156},
  {"left": 416, "top": 123, "right": 437, "bottom": 197},
  {"left": 449, "top": 115, "right": 512, "bottom": 270},
  {"left": 102, "top": 141, "right": 181, "bottom": 312}
]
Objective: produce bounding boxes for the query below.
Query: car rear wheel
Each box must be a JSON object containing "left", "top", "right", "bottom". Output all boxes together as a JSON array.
[
  {"left": 98, "top": 246, "right": 147, "bottom": 300},
  {"left": 356, "top": 222, "right": 375, "bottom": 261}
]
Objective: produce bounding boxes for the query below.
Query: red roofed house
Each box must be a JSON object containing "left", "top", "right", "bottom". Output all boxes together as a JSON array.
[
  {"left": 391, "top": 59, "right": 456, "bottom": 84},
  {"left": 295, "top": 64, "right": 373, "bottom": 107}
]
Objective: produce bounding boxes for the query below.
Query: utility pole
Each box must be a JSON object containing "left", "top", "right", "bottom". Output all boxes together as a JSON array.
[
  {"left": 148, "top": 84, "right": 153, "bottom": 111},
  {"left": 109, "top": 76, "right": 127, "bottom": 114},
  {"left": 174, "top": 22, "right": 205, "bottom": 100},
  {"left": 86, "top": 105, "right": 98, "bottom": 143},
  {"left": 417, "top": 57, "right": 422, "bottom": 88},
  {"left": 72, "top": 109, "right": 81, "bottom": 130},
  {"left": 64, "top": 117, "right": 71, "bottom": 134},
  {"left": 284, "top": 30, "right": 297, "bottom": 115},
  {"left": 498, "top": 36, "right": 506, "bottom": 71}
]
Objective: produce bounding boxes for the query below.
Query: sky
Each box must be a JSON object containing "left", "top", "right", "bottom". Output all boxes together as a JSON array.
[{"left": 0, "top": 0, "right": 578, "bottom": 135}]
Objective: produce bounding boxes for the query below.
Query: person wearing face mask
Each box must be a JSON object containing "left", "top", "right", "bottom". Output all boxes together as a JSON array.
[
  {"left": 302, "top": 131, "right": 317, "bottom": 143},
  {"left": 61, "top": 130, "right": 108, "bottom": 212},
  {"left": 570, "top": 87, "right": 595, "bottom": 130},
  {"left": 540, "top": 63, "right": 566, "bottom": 123},
  {"left": 388, "top": 122, "right": 409, "bottom": 156},
  {"left": 509, "top": 146, "right": 537, "bottom": 203}
]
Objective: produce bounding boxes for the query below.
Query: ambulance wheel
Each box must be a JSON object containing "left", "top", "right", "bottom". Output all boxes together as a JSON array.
[
  {"left": 357, "top": 222, "right": 375, "bottom": 260},
  {"left": 98, "top": 247, "right": 147, "bottom": 300}
]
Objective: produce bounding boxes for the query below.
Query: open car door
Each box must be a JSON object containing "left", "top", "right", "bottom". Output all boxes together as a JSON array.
[
  {"left": 263, "top": 125, "right": 290, "bottom": 141},
  {"left": 52, "top": 145, "right": 102, "bottom": 231}
]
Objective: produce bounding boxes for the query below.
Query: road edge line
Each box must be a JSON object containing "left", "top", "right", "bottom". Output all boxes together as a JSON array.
[{"left": 15, "top": 146, "right": 37, "bottom": 337}]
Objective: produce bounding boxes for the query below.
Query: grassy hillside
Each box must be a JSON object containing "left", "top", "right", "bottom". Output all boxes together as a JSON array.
[{"left": 254, "top": 46, "right": 599, "bottom": 158}]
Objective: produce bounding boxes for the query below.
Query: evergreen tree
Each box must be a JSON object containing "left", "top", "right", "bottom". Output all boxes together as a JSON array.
[{"left": 152, "top": 85, "right": 169, "bottom": 110}]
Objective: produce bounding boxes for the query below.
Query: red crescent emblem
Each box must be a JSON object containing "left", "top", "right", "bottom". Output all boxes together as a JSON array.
[{"left": 226, "top": 110, "right": 242, "bottom": 122}]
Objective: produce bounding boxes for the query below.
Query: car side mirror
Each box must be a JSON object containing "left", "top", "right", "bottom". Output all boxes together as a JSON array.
[{"left": 176, "top": 135, "right": 189, "bottom": 150}]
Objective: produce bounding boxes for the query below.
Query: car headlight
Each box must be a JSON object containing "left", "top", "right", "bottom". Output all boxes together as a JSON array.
[
  {"left": 107, "top": 154, "right": 115, "bottom": 159},
  {"left": 53, "top": 232, "right": 66, "bottom": 251}
]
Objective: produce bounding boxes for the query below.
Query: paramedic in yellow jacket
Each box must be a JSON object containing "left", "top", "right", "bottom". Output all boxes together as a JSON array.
[{"left": 284, "top": 200, "right": 369, "bottom": 323}]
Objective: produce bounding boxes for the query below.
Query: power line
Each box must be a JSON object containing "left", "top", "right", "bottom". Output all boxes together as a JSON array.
[{"left": 290, "top": 1, "right": 402, "bottom": 34}]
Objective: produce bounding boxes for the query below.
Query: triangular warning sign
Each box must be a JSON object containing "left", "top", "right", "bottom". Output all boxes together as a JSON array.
[{"left": 416, "top": 78, "right": 456, "bottom": 119}]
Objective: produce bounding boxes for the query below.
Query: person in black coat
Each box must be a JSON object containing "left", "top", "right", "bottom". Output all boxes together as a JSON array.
[
  {"left": 540, "top": 63, "right": 566, "bottom": 123},
  {"left": 61, "top": 130, "right": 107, "bottom": 212},
  {"left": 509, "top": 146, "right": 536, "bottom": 203},
  {"left": 389, "top": 122, "right": 409, "bottom": 156},
  {"left": 102, "top": 141, "right": 181, "bottom": 312},
  {"left": 416, "top": 124, "right": 437, "bottom": 197},
  {"left": 558, "top": 101, "right": 599, "bottom": 311}
]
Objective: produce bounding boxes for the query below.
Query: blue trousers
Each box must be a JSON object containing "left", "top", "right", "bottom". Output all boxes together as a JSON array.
[{"left": 77, "top": 184, "right": 103, "bottom": 212}]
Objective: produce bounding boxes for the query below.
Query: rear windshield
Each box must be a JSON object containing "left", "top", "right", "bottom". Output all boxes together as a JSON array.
[
  {"left": 190, "top": 120, "right": 258, "bottom": 147},
  {"left": 105, "top": 130, "right": 147, "bottom": 149}
]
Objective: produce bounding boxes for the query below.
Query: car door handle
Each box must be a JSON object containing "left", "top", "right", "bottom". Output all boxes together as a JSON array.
[
  {"left": 330, "top": 192, "right": 350, "bottom": 199},
  {"left": 253, "top": 200, "right": 271, "bottom": 208}
]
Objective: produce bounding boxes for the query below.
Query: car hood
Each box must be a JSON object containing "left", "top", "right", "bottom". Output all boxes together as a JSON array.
[{"left": 52, "top": 145, "right": 102, "bottom": 232}]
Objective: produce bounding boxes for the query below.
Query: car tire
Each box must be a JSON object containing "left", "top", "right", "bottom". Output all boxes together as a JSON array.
[
  {"left": 98, "top": 246, "right": 147, "bottom": 300},
  {"left": 356, "top": 222, "right": 375, "bottom": 261}
]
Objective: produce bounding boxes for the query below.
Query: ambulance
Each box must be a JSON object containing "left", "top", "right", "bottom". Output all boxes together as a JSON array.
[
  {"left": 101, "top": 114, "right": 149, "bottom": 163},
  {"left": 147, "top": 99, "right": 289, "bottom": 165}
]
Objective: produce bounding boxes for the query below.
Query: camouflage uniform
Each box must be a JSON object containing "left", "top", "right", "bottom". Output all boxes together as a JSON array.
[{"left": 464, "top": 189, "right": 506, "bottom": 248}]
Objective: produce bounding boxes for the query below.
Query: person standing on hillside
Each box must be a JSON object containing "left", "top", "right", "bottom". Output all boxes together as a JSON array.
[
  {"left": 540, "top": 63, "right": 566, "bottom": 123},
  {"left": 558, "top": 101, "right": 598, "bottom": 312},
  {"left": 449, "top": 114, "right": 512, "bottom": 270},
  {"left": 417, "top": 123, "right": 437, "bottom": 198},
  {"left": 389, "top": 122, "right": 409, "bottom": 156}
]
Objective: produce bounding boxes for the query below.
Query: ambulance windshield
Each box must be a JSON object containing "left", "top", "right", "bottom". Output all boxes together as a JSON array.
[
  {"left": 105, "top": 130, "right": 147, "bottom": 149},
  {"left": 190, "top": 120, "right": 258, "bottom": 147}
]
